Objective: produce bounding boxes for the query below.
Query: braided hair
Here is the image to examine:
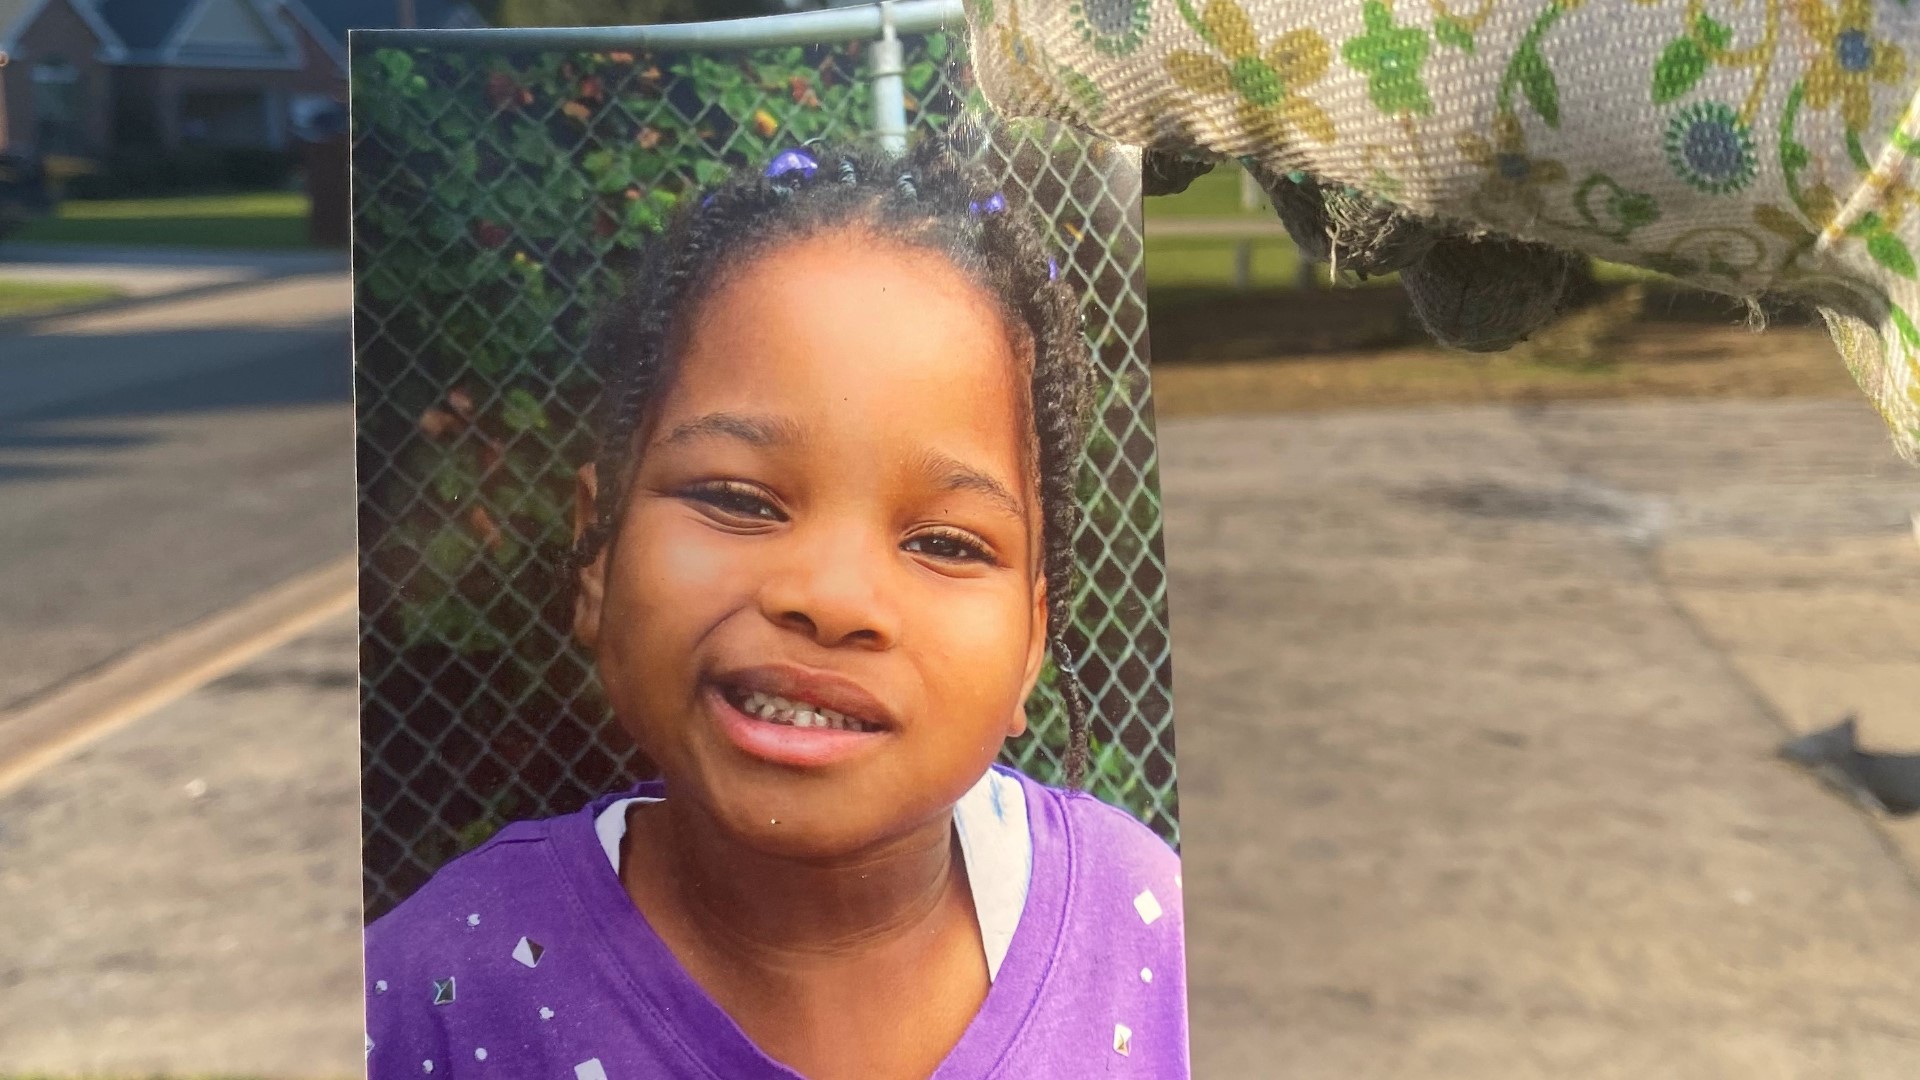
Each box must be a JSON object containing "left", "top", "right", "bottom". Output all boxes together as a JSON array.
[{"left": 572, "top": 136, "right": 1099, "bottom": 786}]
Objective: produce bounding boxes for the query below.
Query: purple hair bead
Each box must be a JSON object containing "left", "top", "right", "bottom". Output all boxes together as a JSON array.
[
  {"left": 700, "top": 194, "right": 716, "bottom": 209},
  {"left": 1047, "top": 256, "right": 1059, "bottom": 281},
  {"left": 969, "top": 192, "right": 1008, "bottom": 216},
  {"left": 764, "top": 149, "right": 819, "bottom": 182}
]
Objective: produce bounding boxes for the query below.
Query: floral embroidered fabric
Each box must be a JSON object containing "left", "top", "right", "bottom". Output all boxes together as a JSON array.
[{"left": 965, "top": 0, "right": 1920, "bottom": 461}]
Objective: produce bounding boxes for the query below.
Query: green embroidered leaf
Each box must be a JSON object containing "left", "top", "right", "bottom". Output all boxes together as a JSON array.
[
  {"left": 1869, "top": 232, "right": 1918, "bottom": 278},
  {"left": 1893, "top": 303, "right": 1920, "bottom": 350},
  {"left": 1847, "top": 127, "right": 1871, "bottom": 171},
  {"left": 1693, "top": 14, "right": 1734, "bottom": 50},
  {"left": 1653, "top": 37, "right": 1707, "bottom": 104},
  {"left": 1753, "top": 204, "right": 1812, "bottom": 241},
  {"left": 1614, "top": 190, "right": 1660, "bottom": 231},
  {"left": 1434, "top": 15, "right": 1475, "bottom": 53},
  {"left": 1514, "top": 43, "right": 1560, "bottom": 127},
  {"left": 1849, "top": 210, "right": 1886, "bottom": 237}
]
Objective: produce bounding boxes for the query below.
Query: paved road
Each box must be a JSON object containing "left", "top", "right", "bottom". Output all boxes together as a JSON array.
[
  {"left": 0, "top": 612, "right": 363, "bottom": 1073},
  {"left": 0, "top": 273, "right": 355, "bottom": 711}
]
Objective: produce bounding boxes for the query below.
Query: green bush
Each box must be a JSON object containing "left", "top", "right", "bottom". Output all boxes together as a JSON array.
[
  {"left": 352, "top": 36, "right": 1174, "bottom": 912},
  {"left": 65, "top": 146, "right": 298, "bottom": 198}
]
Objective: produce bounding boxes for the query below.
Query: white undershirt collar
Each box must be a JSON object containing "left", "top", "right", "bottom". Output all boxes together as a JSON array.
[{"left": 593, "top": 766, "right": 1032, "bottom": 982}]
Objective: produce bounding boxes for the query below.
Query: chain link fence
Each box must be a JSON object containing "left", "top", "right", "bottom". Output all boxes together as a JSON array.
[{"left": 351, "top": 9, "right": 1175, "bottom": 920}]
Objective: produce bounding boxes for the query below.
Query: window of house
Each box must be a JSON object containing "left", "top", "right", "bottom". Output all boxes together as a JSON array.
[{"left": 31, "top": 57, "right": 83, "bottom": 156}]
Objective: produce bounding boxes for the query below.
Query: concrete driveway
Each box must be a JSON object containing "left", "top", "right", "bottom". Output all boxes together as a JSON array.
[{"left": 1168, "top": 397, "right": 1920, "bottom": 1079}]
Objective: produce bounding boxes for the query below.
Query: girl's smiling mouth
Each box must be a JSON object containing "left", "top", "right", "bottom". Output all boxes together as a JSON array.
[
  {"left": 706, "top": 664, "right": 895, "bottom": 768},
  {"left": 725, "top": 688, "right": 884, "bottom": 733}
]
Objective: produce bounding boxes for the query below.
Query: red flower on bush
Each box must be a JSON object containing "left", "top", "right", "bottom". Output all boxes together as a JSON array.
[{"left": 473, "top": 220, "right": 509, "bottom": 248}]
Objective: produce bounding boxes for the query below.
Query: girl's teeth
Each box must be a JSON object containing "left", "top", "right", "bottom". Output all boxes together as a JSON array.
[{"left": 735, "top": 689, "right": 873, "bottom": 732}]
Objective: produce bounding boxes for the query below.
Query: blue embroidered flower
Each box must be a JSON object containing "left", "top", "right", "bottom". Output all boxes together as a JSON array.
[
  {"left": 1663, "top": 101, "right": 1756, "bottom": 195},
  {"left": 1072, "top": 0, "right": 1150, "bottom": 55}
]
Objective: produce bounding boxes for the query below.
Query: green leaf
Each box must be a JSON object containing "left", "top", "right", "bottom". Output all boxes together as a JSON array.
[
  {"left": 426, "top": 215, "right": 462, "bottom": 243},
  {"left": 1514, "top": 43, "right": 1560, "bottom": 127},
  {"left": 1847, "top": 210, "right": 1885, "bottom": 237},
  {"left": 1434, "top": 15, "right": 1475, "bottom": 53},
  {"left": 1693, "top": 13, "right": 1734, "bottom": 50},
  {"left": 926, "top": 32, "right": 950, "bottom": 61},
  {"left": 366, "top": 268, "right": 405, "bottom": 303},
  {"left": 510, "top": 123, "right": 550, "bottom": 165},
  {"left": 429, "top": 458, "right": 475, "bottom": 506},
  {"left": 501, "top": 388, "right": 549, "bottom": 433},
  {"left": 624, "top": 198, "right": 661, "bottom": 231},
  {"left": 1847, "top": 127, "right": 1871, "bottom": 171},
  {"left": 1652, "top": 37, "right": 1707, "bottom": 104},
  {"left": 906, "top": 60, "right": 937, "bottom": 94},
  {"left": 1753, "top": 203, "right": 1811, "bottom": 241},
  {"left": 377, "top": 50, "right": 414, "bottom": 82},
  {"left": 1868, "top": 231, "right": 1917, "bottom": 278}
]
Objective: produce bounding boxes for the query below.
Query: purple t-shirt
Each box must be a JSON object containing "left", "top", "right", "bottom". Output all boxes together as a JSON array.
[{"left": 364, "top": 766, "right": 1189, "bottom": 1078}]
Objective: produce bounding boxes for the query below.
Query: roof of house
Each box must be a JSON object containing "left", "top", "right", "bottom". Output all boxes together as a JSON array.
[
  {"left": 300, "top": 0, "right": 485, "bottom": 43},
  {"left": 2, "top": 0, "right": 125, "bottom": 56},
  {"left": 4, "top": 0, "right": 484, "bottom": 67},
  {"left": 0, "top": 0, "right": 38, "bottom": 49},
  {"left": 94, "top": 0, "right": 328, "bottom": 68},
  {"left": 93, "top": 0, "right": 189, "bottom": 50}
]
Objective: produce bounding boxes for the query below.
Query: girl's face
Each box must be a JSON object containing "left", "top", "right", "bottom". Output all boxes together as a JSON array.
[{"left": 575, "top": 229, "right": 1049, "bottom": 858}]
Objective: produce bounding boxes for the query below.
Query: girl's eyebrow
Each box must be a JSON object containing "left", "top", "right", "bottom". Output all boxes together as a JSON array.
[
  {"left": 657, "top": 411, "right": 801, "bottom": 449},
  {"left": 915, "top": 448, "right": 1026, "bottom": 522}
]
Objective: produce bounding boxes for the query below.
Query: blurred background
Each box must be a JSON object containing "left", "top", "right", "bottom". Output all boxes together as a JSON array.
[{"left": 1, "top": 0, "right": 1918, "bottom": 1077}]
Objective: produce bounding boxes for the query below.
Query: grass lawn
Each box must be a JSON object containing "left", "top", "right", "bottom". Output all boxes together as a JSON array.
[
  {"left": 1139, "top": 162, "right": 1676, "bottom": 291},
  {"left": 1151, "top": 320, "right": 1853, "bottom": 417},
  {"left": 0, "top": 277, "right": 122, "bottom": 317},
  {"left": 12, "top": 192, "right": 310, "bottom": 249},
  {"left": 1143, "top": 163, "right": 1270, "bottom": 218}
]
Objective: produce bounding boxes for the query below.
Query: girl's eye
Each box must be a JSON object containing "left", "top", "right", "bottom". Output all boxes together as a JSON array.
[
  {"left": 904, "top": 530, "right": 993, "bottom": 564},
  {"left": 685, "top": 483, "right": 784, "bottom": 523}
]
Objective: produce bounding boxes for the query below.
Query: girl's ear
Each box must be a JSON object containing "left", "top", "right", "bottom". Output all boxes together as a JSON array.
[
  {"left": 572, "top": 463, "right": 607, "bottom": 652},
  {"left": 1010, "top": 575, "right": 1048, "bottom": 739}
]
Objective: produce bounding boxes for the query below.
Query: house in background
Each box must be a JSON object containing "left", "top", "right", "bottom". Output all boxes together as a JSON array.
[
  {"left": 0, "top": 0, "right": 124, "bottom": 159},
  {"left": 0, "top": 0, "right": 485, "bottom": 163},
  {"left": 99, "top": 0, "right": 343, "bottom": 154}
]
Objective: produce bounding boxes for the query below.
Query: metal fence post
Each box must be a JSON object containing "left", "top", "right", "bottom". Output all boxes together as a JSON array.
[{"left": 869, "top": 2, "right": 908, "bottom": 154}]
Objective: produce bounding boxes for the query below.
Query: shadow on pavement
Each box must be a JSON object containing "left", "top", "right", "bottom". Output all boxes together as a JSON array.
[{"left": 0, "top": 325, "right": 352, "bottom": 485}]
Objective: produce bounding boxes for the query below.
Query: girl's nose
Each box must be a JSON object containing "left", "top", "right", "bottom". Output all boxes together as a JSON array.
[{"left": 756, "top": 525, "right": 900, "bottom": 650}]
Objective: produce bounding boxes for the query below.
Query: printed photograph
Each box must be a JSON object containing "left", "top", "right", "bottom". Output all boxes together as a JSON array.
[{"left": 350, "top": 11, "right": 1188, "bottom": 1076}]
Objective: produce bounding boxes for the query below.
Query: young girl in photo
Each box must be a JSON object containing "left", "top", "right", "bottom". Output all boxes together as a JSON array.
[{"left": 364, "top": 137, "right": 1187, "bottom": 1079}]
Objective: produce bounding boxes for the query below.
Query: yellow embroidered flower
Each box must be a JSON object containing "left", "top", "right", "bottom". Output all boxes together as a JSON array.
[
  {"left": 1458, "top": 112, "right": 1567, "bottom": 217},
  {"left": 1166, "top": 0, "right": 1335, "bottom": 145},
  {"left": 1796, "top": 0, "right": 1907, "bottom": 131},
  {"left": 1865, "top": 175, "right": 1920, "bottom": 230},
  {"left": 1803, "top": 181, "right": 1842, "bottom": 229}
]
